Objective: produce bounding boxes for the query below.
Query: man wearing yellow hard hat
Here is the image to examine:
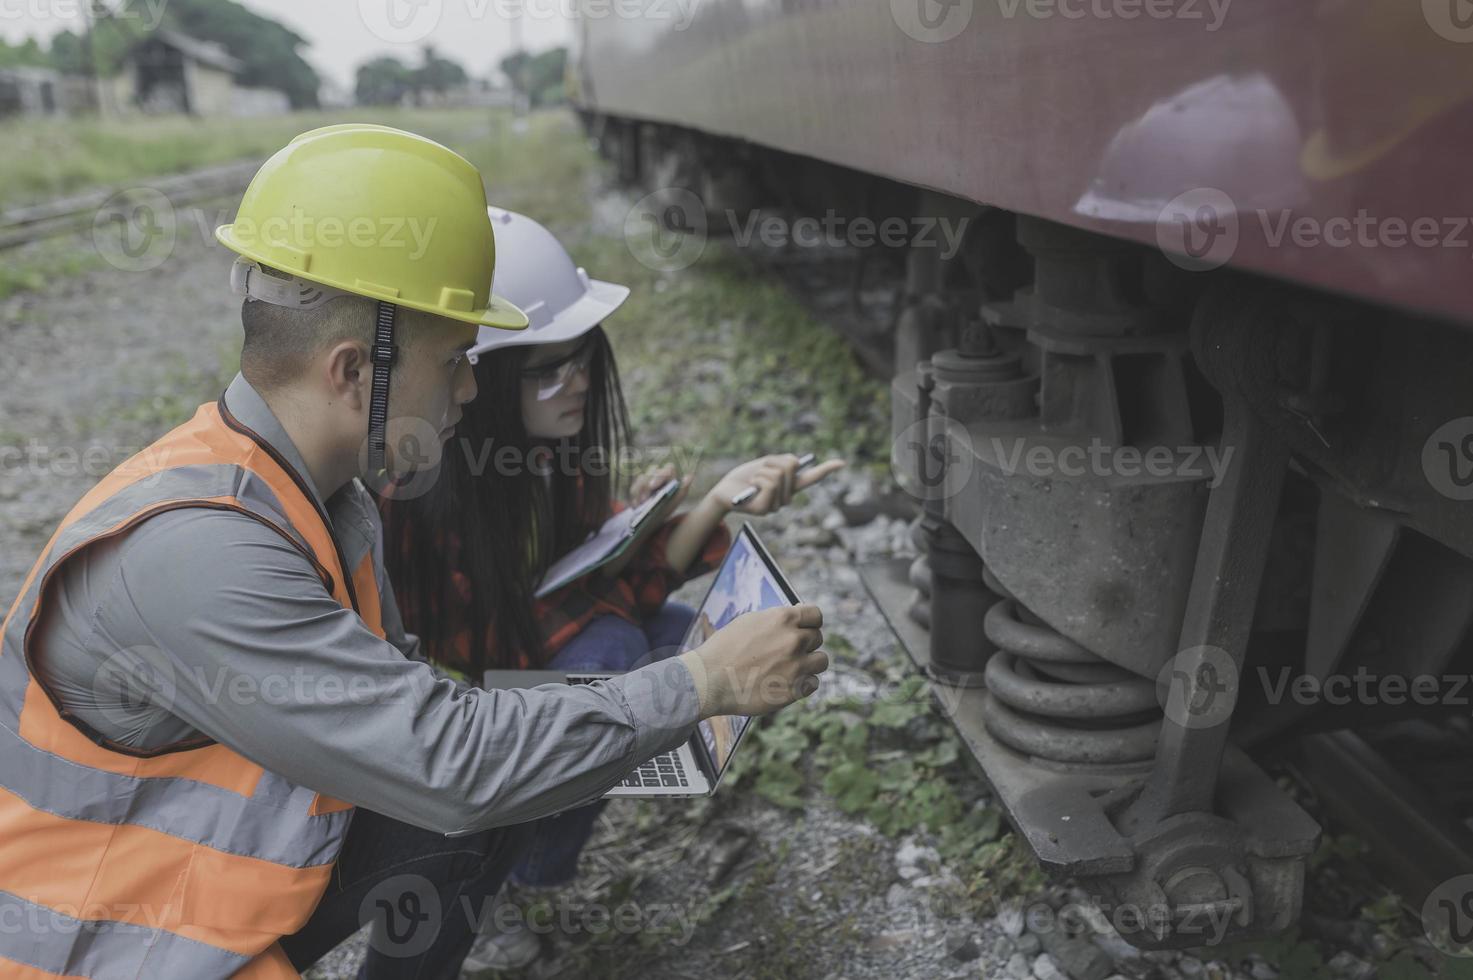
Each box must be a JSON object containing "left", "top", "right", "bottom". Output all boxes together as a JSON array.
[{"left": 0, "top": 125, "right": 829, "bottom": 978}]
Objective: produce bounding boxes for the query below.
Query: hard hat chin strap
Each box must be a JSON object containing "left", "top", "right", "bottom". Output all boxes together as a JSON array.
[{"left": 367, "top": 301, "right": 398, "bottom": 474}]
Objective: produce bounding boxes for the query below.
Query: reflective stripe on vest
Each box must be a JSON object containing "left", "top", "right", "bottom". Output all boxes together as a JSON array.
[{"left": 0, "top": 399, "right": 383, "bottom": 979}]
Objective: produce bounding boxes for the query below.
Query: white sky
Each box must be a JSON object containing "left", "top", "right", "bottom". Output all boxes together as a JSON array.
[{"left": 0, "top": 0, "right": 573, "bottom": 89}]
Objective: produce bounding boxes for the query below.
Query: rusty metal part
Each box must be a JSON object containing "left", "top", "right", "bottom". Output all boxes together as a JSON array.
[
  {"left": 576, "top": 1, "right": 1473, "bottom": 324},
  {"left": 982, "top": 595, "right": 1162, "bottom": 767},
  {"left": 1123, "top": 288, "right": 1294, "bottom": 825},
  {"left": 1291, "top": 729, "right": 1473, "bottom": 911},
  {"left": 906, "top": 553, "right": 931, "bottom": 630},
  {"left": 1188, "top": 286, "right": 1473, "bottom": 562},
  {"left": 862, "top": 554, "right": 1320, "bottom": 945},
  {"left": 981, "top": 695, "right": 1160, "bottom": 769},
  {"left": 924, "top": 517, "right": 994, "bottom": 688}
]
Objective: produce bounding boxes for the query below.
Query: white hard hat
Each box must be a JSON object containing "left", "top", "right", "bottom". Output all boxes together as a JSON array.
[
  {"left": 468, "top": 207, "right": 630, "bottom": 361},
  {"left": 1072, "top": 73, "right": 1308, "bottom": 223}
]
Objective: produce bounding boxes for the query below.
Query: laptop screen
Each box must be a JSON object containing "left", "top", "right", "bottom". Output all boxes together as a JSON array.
[{"left": 677, "top": 525, "right": 800, "bottom": 777}]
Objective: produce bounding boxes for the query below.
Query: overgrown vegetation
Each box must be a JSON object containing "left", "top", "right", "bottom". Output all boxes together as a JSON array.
[
  {"left": 725, "top": 655, "right": 1045, "bottom": 914},
  {"left": 0, "top": 0, "right": 321, "bottom": 107},
  {"left": 0, "top": 106, "right": 513, "bottom": 211}
]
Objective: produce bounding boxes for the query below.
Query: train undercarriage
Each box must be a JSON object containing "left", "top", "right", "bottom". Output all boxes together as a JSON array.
[{"left": 585, "top": 114, "right": 1473, "bottom": 950}]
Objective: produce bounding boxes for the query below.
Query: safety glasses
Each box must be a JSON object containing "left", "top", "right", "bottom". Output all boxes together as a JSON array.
[{"left": 520, "top": 334, "right": 598, "bottom": 401}]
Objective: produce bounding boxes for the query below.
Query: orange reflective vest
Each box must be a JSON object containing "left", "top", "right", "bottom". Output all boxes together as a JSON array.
[{"left": 0, "top": 397, "right": 383, "bottom": 979}]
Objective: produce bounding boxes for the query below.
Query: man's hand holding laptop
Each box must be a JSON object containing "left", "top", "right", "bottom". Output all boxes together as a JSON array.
[{"left": 678, "top": 604, "right": 828, "bottom": 718}]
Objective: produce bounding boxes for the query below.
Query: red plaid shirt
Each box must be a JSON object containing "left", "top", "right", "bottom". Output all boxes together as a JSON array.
[{"left": 431, "top": 504, "right": 731, "bottom": 672}]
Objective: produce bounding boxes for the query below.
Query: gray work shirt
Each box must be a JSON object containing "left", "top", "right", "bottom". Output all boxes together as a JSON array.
[{"left": 30, "top": 374, "right": 701, "bottom": 835}]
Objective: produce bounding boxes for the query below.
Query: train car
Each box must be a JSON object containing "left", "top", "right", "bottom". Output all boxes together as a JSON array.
[{"left": 570, "top": 0, "right": 1473, "bottom": 950}]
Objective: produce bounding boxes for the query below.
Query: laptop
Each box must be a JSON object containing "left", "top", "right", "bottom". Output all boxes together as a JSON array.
[{"left": 484, "top": 523, "right": 800, "bottom": 799}]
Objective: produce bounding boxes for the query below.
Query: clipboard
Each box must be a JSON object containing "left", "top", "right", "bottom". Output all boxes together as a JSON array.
[{"left": 533, "top": 478, "right": 683, "bottom": 597}]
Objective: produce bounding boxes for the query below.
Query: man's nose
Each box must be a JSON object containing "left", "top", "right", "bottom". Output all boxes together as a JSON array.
[{"left": 456, "top": 358, "right": 478, "bottom": 405}]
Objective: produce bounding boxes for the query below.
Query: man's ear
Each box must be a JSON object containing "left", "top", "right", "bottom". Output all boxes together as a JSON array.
[{"left": 323, "top": 340, "right": 371, "bottom": 412}]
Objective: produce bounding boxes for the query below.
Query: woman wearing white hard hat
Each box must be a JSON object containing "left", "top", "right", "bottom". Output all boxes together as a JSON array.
[{"left": 381, "top": 208, "right": 843, "bottom": 969}]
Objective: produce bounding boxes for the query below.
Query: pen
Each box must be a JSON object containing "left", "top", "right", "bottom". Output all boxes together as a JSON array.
[{"left": 730, "top": 453, "right": 816, "bottom": 508}]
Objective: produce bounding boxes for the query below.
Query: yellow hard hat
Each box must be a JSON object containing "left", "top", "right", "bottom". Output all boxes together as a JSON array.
[{"left": 215, "top": 124, "right": 528, "bottom": 331}]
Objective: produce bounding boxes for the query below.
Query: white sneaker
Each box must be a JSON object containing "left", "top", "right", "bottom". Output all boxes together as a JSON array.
[
  {"left": 460, "top": 891, "right": 544, "bottom": 976},
  {"left": 461, "top": 921, "right": 542, "bottom": 974}
]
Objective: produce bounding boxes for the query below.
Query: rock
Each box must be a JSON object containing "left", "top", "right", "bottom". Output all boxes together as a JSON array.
[
  {"left": 867, "top": 929, "right": 916, "bottom": 950},
  {"left": 999, "top": 903, "right": 1026, "bottom": 938},
  {"left": 788, "top": 525, "right": 839, "bottom": 548},
  {"left": 944, "top": 927, "right": 980, "bottom": 962},
  {"left": 1006, "top": 953, "right": 1033, "bottom": 979},
  {"left": 1201, "top": 959, "right": 1230, "bottom": 980},
  {"left": 1032, "top": 953, "right": 1067, "bottom": 980},
  {"left": 993, "top": 936, "right": 1016, "bottom": 960},
  {"left": 705, "top": 825, "right": 752, "bottom": 885},
  {"left": 885, "top": 883, "right": 911, "bottom": 910},
  {"left": 897, "top": 864, "right": 924, "bottom": 882},
  {"left": 1246, "top": 957, "right": 1279, "bottom": 980},
  {"left": 1015, "top": 933, "right": 1042, "bottom": 956},
  {"left": 1177, "top": 955, "right": 1203, "bottom": 976},
  {"left": 895, "top": 839, "right": 940, "bottom": 871},
  {"left": 1092, "top": 932, "right": 1142, "bottom": 965},
  {"left": 1327, "top": 951, "right": 1374, "bottom": 980},
  {"left": 1037, "top": 927, "right": 1115, "bottom": 980}
]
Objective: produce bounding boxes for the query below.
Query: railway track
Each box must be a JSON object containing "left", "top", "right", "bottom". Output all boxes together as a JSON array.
[{"left": 0, "top": 159, "right": 260, "bottom": 251}]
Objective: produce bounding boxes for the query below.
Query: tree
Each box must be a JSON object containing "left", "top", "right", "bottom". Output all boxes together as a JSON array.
[
  {"left": 499, "top": 46, "right": 567, "bottom": 109},
  {"left": 416, "top": 46, "right": 467, "bottom": 100},
  {"left": 355, "top": 56, "right": 415, "bottom": 107},
  {"left": 0, "top": 37, "right": 49, "bottom": 69},
  {"left": 46, "top": 31, "right": 89, "bottom": 76},
  {"left": 156, "top": 0, "right": 322, "bottom": 109}
]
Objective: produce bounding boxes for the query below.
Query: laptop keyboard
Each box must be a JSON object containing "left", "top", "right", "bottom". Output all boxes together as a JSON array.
[
  {"left": 621, "top": 750, "right": 689, "bottom": 789},
  {"left": 564, "top": 675, "right": 690, "bottom": 790}
]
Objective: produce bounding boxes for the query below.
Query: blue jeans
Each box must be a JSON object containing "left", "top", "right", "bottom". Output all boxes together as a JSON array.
[
  {"left": 282, "top": 809, "right": 533, "bottom": 979},
  {"left": 510, "top": 601, "right": 696, "bottom": 888}
]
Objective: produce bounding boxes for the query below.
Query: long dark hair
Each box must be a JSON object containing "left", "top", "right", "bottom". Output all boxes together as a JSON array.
[{"left": 382, "top": 326, "right": 631, "bottom": 673}]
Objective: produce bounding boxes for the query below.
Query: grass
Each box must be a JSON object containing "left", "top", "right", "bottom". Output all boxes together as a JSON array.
[
  {"left": 557, "top": 232, "right": 892, "bottom": 472},
  {"left": 0, "top": 106, "right": 525, "bottom": 212},
  {"left": 0, "top": 233, "right": 106, "bottom": 300}
]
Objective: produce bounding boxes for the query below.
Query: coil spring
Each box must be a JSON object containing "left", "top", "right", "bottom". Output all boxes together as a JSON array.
[{"left": 980, "top": 566, "right": 1160, "bottom": 767}]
